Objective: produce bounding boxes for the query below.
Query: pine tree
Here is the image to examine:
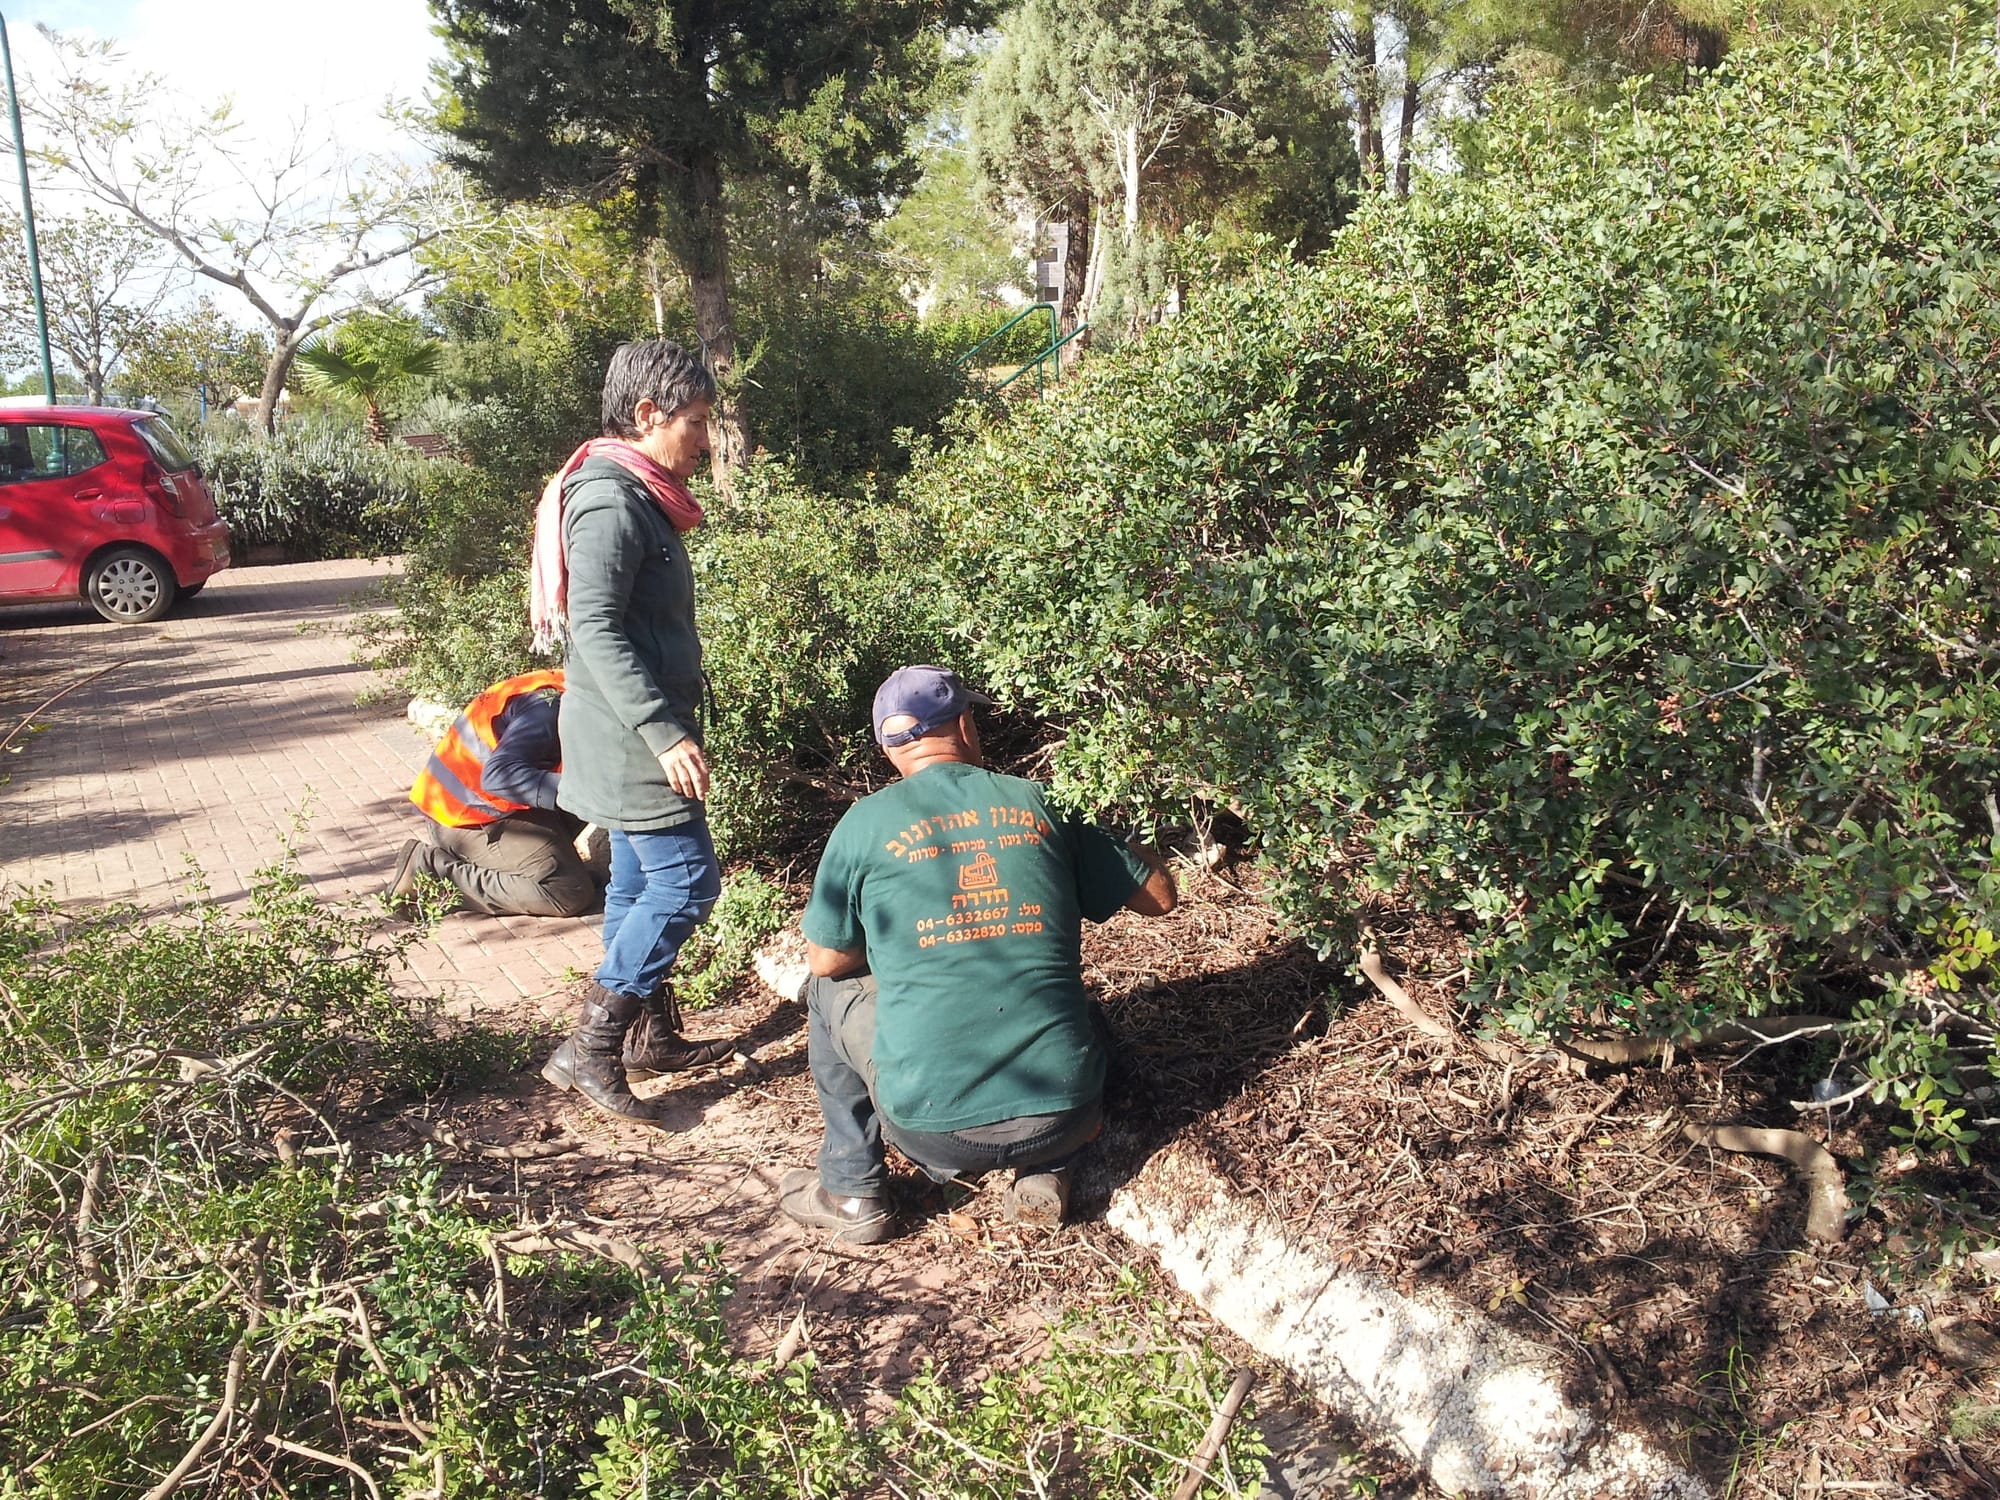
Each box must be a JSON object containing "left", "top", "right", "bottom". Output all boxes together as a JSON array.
[{"left": 434, "top": 0, "right": 995, "bottom": 488}]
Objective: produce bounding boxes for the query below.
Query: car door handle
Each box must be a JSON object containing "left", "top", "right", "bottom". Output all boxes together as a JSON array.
[{"left": 73, "top": 489, "right": 103, "bottom": 501}]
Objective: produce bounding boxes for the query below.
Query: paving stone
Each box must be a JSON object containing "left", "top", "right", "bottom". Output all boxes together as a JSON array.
[{"left": 0, "top": 558, "right": 603, "bottom": 1008}]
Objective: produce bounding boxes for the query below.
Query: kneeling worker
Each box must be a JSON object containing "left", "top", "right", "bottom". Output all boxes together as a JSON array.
[
  {"left": 390, "top": 670, "right": 601, "bottom": 918},
  {"left": 778, "top": 665, "right": 1177, "bottom": 1243}
]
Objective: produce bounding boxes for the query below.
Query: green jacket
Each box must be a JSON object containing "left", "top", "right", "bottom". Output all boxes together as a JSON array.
[{"left": 554, "top": 456, "right": 705, "bottom": 831}]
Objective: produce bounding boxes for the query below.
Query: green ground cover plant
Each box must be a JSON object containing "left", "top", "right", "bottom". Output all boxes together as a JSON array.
[
  {"left": 0, "top": 870, "right": 1264, "bottom": 1497},
  {"left": 673, "top": 870, "right": 787, "bottom": 1010}
]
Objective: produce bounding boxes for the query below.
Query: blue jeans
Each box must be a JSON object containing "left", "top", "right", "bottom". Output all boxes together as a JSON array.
[
  {"left": 807, "top": 973, "right": 1103, "bottom": 1198},
  {"left": 594, "top": 818, "right": 721, "bottom": 999}
]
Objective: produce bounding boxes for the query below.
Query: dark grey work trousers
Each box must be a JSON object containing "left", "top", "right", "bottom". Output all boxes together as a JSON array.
[
  {"left": 808, "top": 973, "right": 1103, "bottom": 1198},
  {"left": 421, "top": 809, "right": 601, "bottom": 918}
]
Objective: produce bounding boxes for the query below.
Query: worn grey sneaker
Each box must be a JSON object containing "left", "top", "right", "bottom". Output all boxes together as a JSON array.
[
  {"left": 777, "top": 1167, "right": 895, "bottom": 1244},
  {"left": 384, "top": 839, "right": 425, "bottom": 916},
  {"left": 1003, "top": 1167, "right": 1072, "bottom": 1226}
]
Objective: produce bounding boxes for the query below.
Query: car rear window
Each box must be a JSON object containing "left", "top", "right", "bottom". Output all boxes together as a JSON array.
[
  {"left": 134, "top": 417, "right": 198, "bottom": 472},
  {"left": 64, "top": 427, "right": 109, "bottom": 474}
]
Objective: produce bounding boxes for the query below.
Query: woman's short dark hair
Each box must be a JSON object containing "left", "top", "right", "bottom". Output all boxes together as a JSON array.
[{"left": 601, "top": 340, "right": 717, "bottom": 438}]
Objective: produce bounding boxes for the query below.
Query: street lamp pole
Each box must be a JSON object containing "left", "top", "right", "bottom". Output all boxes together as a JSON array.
[{"left": 1, "top": 9, "right": 57, "bottom": 403}]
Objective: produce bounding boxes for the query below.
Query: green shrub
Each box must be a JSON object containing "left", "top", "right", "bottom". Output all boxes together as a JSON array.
[
  {"left": 357, "top": 566, "right": 544, "bottom": 707},
  {"left": 1348, "top": 37, "right": 2000, "bottom": 1153},
  {"left": 738, "top": 300, "right": 976, "bottom": 493},
  {"left": 427, "top": 308, "right": 612, "bottom": 511},
  {"left": 196, "top": 417, "right": 432, "bottom": 560},
  {"left": 403, "top": 458, "right": 534, "bottom": 580},
  {"left": 674, "top": 870, "right": 787, "bottom": 1009},
  {"left": 924, "top": 301, "right": 1058, "bottom": 370},
  {"left": 907, "top": 18, "right": 2000, "bottom": 1183},
  {"left": 694, "top": 458, "right": 956, "bottom": 861}
]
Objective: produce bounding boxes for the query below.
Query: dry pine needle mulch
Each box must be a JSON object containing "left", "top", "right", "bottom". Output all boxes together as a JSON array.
[{"left": 1079, "top": 867, "right": 2000, "bottom": 1500}]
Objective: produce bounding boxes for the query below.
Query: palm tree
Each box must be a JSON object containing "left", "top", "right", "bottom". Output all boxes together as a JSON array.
[{"left": 292, "top": 317, "right": 443, "bottom": 445}]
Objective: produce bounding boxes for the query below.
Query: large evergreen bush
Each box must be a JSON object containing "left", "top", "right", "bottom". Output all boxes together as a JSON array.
[{"left": 906, "top": 20, "right": 2000, "bottom": 1173}]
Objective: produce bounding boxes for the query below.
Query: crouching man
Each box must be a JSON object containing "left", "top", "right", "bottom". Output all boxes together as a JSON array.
[
  {"left": 390, "top": 670, "right": 601, "bottom": 919},
  {"left": 778, "top": 666, "right": 1177, "bottom": 1243}
]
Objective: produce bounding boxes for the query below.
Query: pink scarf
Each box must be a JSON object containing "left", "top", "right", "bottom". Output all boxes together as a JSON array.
[{"left": 529, "top": 438, "right": 705, "bottom": 652}]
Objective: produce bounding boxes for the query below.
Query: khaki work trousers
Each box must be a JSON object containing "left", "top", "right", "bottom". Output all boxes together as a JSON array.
[{"left": 424, "top": 809, "right": 601, "bottom": 918}]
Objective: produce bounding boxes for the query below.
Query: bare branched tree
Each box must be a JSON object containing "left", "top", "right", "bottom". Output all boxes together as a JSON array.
[
  {"left": 0, "top": 207, "right": 180, "bottom": 401},
  {"left": 23, "top": 28, "right": 464, "bottom": 432}
]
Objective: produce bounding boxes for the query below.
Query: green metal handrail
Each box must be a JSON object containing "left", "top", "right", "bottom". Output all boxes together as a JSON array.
[
  {"left": 953, "top": 302, "right": 1058, "bottom": 372},
  {"left": 954, "top": 302, "right": 1089, "bottom": 398},
  {"left": 987, "top": 321, "right": 1089, "bottom": 398}
]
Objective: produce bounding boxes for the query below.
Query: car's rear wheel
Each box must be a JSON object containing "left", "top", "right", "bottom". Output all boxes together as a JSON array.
[{"left": 85, "top": 546, "right": 177, "bottom": 624}]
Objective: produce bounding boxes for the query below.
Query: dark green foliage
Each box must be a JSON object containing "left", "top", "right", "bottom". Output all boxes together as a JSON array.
[
  {"left": 426, "top": 307, "right": 614, "bottom": 516},
  {"left": 927, "top": 301, "right": 1064, "bottom": 370},
  {"left": 905, "top": 190, "right": 1515, "bottom": 803},
  {"left": 360, "top": 567, "right": 542, "bottom": 707},
  {"left": 693, "top": 459, "right": 956, "bottom": 860},
  {"left": 433, "top": 0, "right": 996, "bottom": 250},
  {"left": 907, "top": 20, "right": 2000, "bottom": 1182},
  {"left": 737, "top": 299, "right": 976, "bottom": 493},
  {"left": 195, "top": 419, "right": 430, "bottom": 560}
]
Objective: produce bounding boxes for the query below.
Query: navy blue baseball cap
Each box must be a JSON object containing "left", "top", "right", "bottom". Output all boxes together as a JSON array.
[{"left": 872, "top": 665, "right": 994, "bottom": 747}]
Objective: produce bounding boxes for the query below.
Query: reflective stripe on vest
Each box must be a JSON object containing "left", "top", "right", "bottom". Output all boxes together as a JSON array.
[{"left": 410, "top": 669, "right": 565, "bottom": 828}]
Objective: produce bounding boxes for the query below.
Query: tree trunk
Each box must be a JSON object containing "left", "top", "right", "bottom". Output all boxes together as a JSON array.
[
  {"left": 84, "top": 305, "right": 105, "bottom": 403},
  {"left": 1078, "top": 197, "right": 1110, "bottom": 325},
  {"left": 646, "top": 243, "right": 666, "bottom": 336},
  {"left": 1123, "top": 120, "right": 1140, "bottom": 242},
  {"left": 1355, "top": 11, "right": 1384, "bottom": 190},
  {"left": 364, "top": 402, "right": 389, "bottom": 446},
  {"left": 1394, "top": 62, "right": 1420, "bottom": 198},
  {"left": 1683, "top": 23, "right": 1725, "bottom": 71},
  {"left": 676, "top": 149, "right": 748, "bottom": 494},
  {"left": 1059, "top": 211, "right": 1090, "bottom": 335},
  {"left": 254, "top": 330, "right": 309, "bottom": 436}
]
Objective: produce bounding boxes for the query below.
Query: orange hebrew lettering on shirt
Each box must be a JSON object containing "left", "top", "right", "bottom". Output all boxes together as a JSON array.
[{"left": 957, "top": 852, "right": 1000, "bottom": 892}]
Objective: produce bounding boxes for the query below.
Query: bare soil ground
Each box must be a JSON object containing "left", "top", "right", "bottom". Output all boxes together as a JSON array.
[{"left": 390, "top": 864, "right": 2000, "bottom": 1499}]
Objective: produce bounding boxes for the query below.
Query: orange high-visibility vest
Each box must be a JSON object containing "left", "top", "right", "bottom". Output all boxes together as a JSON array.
[{"left": 410, "top": 670, "right": 565, "bottom": 828}]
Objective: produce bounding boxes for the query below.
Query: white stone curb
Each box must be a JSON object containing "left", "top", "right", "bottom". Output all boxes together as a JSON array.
[
  {"left": 1109, "top": 1146, "right": 1711, "bottom": 1500},
  {"left": 407, "top": 697, "right": 454, "bottom": 743}
]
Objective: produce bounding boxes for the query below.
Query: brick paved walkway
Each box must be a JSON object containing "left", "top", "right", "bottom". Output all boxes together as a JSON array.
[{"left": 0, "top": 558, "right": 599, "bottom": 1020}]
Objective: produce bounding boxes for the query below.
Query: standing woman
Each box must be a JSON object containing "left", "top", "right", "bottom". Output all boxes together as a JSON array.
[{"left": 530, "top": 340, "right": 736, "bottom": 1124}]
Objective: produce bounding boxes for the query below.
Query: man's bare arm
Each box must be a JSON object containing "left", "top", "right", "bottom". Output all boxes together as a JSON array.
[
  {"left": 806, "top": 938, "right": 869, "bottom": 978},
  {"left": 1123, "top": 842, "right": 1178, "bottom": 917}
]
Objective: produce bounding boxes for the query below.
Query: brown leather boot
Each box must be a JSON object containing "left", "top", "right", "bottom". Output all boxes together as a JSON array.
[
  {"left": 541, "top": 984, "right": 666, "bottom": 1125},
  {"left": 623, "top": 983, "right": 737, "bottom": 1080}
]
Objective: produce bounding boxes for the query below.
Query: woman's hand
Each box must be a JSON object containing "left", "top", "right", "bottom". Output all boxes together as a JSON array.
[{"left": 657, "top": 740, "right": 711, "bottom": 801}]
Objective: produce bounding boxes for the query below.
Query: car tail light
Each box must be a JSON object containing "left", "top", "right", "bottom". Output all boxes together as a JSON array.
[{"left": 142, "top": 460, "right": 185, "bottom": 517}]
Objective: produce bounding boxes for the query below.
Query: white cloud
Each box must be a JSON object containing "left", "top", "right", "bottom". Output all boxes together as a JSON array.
[{"left": 7, "top": 0, "right": 445, "bottom": 163}]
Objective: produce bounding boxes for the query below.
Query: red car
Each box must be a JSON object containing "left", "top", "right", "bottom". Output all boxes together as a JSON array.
[{"left": 0, "top": 405, "right": 231, "bottom": 624}]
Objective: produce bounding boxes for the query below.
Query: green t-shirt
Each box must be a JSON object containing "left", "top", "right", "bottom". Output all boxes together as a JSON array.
[{"left": 801, "top": 761, "right": 1151, "bottom": 1133}]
